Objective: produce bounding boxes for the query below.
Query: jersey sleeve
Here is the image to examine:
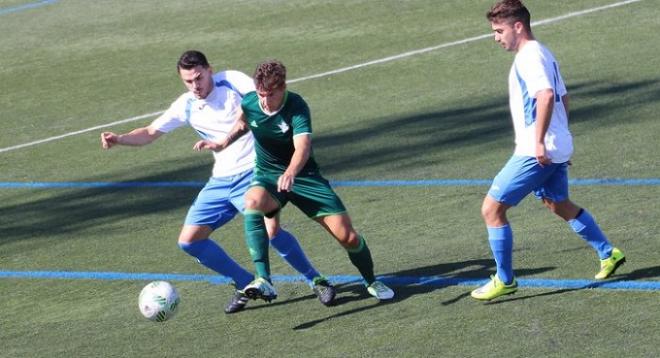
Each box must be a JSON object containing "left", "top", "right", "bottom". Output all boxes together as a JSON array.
[
  {"left": 515, "top": 48, "right": 554, "bottom": 99},
  {"left": 291, "top": 99, "right": 312, "bottom": 136},
  {"left": 222, "top": 70, "right": 256, "bottom": 97},
  {"left": 149, "top": 95, "right": 189, "bottom": 133}
]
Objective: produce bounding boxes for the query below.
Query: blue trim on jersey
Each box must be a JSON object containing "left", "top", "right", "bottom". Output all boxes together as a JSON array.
[
  {"left": 184, "top": 97, "right": 213, "bottom": 140},
  {"left": 184, "top": 98, "right": 194, "bottom": 124},
  {"left": 193, "top": 129, "right": 213, "bottom": 140},
  {"left": 215, "top": 80, "right": 243, "bottom": 98},
  {"left": 514, "top": 65, "right": 536, "bottom": 127},
  {"left": 552, "top": 62, "right": 561, "bottom": 103}
]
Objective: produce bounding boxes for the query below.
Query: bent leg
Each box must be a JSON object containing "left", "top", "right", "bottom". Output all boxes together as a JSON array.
[
  {"left": 316, "top": 214, "right": 376, "bottom": 284},
  {"left": 268, "top": 217, "right": 321, "bottom": 282},
  {"left": 543, "top": 198, "right": 613, "bottom": 259},
  {"left": 177, "top": 225, "right": 254, "bottom": 289}
]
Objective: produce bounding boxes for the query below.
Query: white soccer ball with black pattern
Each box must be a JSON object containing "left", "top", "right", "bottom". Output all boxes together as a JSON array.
[{"left": 138, "top": 281, "right": 180, "bottom": 322}]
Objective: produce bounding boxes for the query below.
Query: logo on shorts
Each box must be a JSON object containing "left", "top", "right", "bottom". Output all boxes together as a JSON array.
[
  {"left": 250, "top": 120, "right": 258, "bottom": 127},
  {"left": 490, "top": 184, "right": 500, "bottom": 191}
]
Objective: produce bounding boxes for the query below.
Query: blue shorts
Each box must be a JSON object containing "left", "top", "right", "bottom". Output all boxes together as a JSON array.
[
  {"left": 184, "top": 169, "right": 253, "bottom": 230},
  {"left": 487, "top": 156, "right": 570, "bottom": 206}
]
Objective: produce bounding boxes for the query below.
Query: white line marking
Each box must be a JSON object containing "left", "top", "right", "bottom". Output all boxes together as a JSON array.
[
  {"left": 0, "top": 112, "right": 164, "bottom": 153},
  {"left": 0, "top": 0, "right": 643, "bottom": 154}
]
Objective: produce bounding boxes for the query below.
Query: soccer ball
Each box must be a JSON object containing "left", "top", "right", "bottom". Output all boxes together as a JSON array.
[{"left": 138, "top": 281, "right": 180, "bottom": 322}]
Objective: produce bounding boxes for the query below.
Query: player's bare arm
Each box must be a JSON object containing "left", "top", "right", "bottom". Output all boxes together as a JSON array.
[
  {"left": 278, "top": 134, "right": 311, "bottom": 192},
  {"left": 101, "top": 126, "right": 163, "bottom": 149},
  {"left": 534, "top": 88, "right": 555, "bottom": 166},
  {"left": 193, "top": 111, "right": 250, "bottom": 152}
]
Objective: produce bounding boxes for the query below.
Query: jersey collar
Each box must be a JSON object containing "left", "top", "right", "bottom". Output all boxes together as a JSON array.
[{"left": 258, "top": 90, "right": 288, "bottom": 116}]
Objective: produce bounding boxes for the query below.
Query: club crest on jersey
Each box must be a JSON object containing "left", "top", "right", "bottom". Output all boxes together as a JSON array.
[{"left": 277, "top": 121, "right": 290, "bottom": 134}]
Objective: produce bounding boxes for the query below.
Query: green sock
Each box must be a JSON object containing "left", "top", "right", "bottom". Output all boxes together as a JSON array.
[
  {"left": 243, "top": 209, "right": 270, "bottom": 280},
  {"left": 346, "top": 235, "right": 376, "bottom": 284}
]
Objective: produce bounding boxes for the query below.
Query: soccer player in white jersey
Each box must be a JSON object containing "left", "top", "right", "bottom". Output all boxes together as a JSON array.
[
  {"left": 471, "top": 0, "right": 626, "bottom": 300},
  {"left": 100, "top": 50, "right": 336, "bottom": 312}
]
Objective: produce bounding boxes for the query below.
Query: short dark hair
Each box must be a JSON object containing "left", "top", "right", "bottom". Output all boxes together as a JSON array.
[
  {"left": 177, "top": 50, "right": 210, "bottom": 72},
  {"left": 487, "top": 0, "right": 531, "bottom": 29},
  {"left": 253, "top": 60, "right": 286, "bottom": 90}
]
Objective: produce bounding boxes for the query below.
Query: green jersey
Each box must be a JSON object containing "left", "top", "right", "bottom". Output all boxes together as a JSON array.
[{"left": 241, "top": 91, "right": 320, "bottom": 175}]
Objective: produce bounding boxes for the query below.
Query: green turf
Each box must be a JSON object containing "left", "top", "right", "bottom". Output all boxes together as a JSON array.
[{"left": 1, "top": 0, "right": 659, "bottom": 357}]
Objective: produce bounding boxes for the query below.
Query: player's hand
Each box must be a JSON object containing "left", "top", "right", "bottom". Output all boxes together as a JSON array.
[
  {"left": 193, "top": 140, "right": 223, "bottom": 152},
  {"left": 101, "top": 132, "right": 119, "bottom": 149},
  {"left": 277, "top": 172, "right": 295, "bottom": 192},
  {"left": 535, "top": 143, "right": 551, "bottom": 167}
]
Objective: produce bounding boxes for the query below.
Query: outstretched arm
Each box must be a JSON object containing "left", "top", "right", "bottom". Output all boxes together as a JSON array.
[
  {"left": 277, "top": 134, "right": 311, "bottom": 192},
  {"left": 101, "top": 126, "right": 163, "bottom": 149},
  {"left": 193, "top": 111, "right": 250, "bottom": 152}
]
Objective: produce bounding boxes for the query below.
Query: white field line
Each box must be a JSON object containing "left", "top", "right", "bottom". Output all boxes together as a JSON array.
[{"left": 0, "top": 0, "right": 643, "bottom": 154}]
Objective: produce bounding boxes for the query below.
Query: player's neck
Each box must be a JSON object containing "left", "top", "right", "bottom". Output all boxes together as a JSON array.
[
  {"left": 259, "top": 91, "right": 288, "bottom": 116},
  {"left": 515, "top": 35, "right": 535, "bottom": 53}
]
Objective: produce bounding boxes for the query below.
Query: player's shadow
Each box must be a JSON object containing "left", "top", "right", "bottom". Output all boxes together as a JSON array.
[
  {"left": 615, "top": 264, "right": 660, "bottom": 281},
  {"left": 280, "top": 259, "right": 555, "bottom": 330},
  {"left": 377, "top": 260, "right": 554, "bottom": 307},
  {"left": 0, "top": 158, "right": 210, "bottom": 250},
  {"left": 471, "top": 264, "right": 660, "bottom": 305},
  {"left": 312, "top": 78, "right": 660, "bottom": 178}
]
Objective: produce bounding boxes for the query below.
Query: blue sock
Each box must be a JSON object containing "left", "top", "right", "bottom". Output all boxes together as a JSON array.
[
  {"left": 568, "top": 209, "right": 613, "bottom": 260},
  {"left": 487, "top": 225, "right": 514, "bottom": 285},
  {"left": 269, "top": 229, "right": 320, "bottom": 283},
  {"left": 178, "top": 239, "right": 254, "bottom": 290}
]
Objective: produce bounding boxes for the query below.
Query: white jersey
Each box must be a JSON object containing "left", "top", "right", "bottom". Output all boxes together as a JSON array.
[
  {"left": 151, "top": 71, "right": 256, "bottom": 177},
  {"left": 508, "top": 41, "right": 573, "bottom": 163}
]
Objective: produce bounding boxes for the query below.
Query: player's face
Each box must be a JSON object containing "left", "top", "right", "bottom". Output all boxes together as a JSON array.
[
  {"left": 256, "top": 84, "right": 287, "bottom": 112},
  {"left": 491, "top": 20, "right": 520, "bottom": 52},
  {"left": 179, "top": 65, "right": 214, "bottom": 99}
]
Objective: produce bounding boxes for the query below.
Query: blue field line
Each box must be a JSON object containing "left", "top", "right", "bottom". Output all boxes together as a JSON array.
[
  {"left": 1, "top": 270, "right": 659, "bottom": 291},
  {"left": 0, "top": 178, "right": 659, "bottom": 189},
  {"left": 0, "top": 0, "right": 57, "bottom": 16}
]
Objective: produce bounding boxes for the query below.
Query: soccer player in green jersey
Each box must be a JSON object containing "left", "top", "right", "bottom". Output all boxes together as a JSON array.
[{"left": 194, "top": 59, "right": 394, "bottom": 302}]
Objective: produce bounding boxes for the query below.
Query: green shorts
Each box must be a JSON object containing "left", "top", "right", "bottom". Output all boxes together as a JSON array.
[{"left": 250, "top": 171, "right": 347, "bottom": 218}]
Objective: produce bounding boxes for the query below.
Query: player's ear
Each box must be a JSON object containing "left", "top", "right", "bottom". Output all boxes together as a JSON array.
[{"left": 513, "top": 21, "right": 524, "bottom": 34}]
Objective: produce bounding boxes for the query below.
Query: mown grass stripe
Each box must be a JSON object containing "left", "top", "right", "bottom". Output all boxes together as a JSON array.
[
  {"left": 1, "top": 178, "right": 658, "bottom": 189},
  {"left": 0, "top": 0, "right": 645, "bottom": 154}
]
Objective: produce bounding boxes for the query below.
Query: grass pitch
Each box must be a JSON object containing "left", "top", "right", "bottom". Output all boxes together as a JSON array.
[{"left": 1, "top": 0, "right": 659, "bottom": 357}]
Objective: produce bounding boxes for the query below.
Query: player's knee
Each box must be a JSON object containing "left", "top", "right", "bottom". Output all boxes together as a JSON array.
[
  {"left": 244, "top": 197, "right": 260, "bottom": 211},
  {"left": 481, "top": 199, "right": 508, "bottom": 226},
  {"left": 177, "top": 226, "right": 210, "bottom": 244},
  {"left": 481, "top": 201, "right": 496, "bottom": 221},
  {"left": 339, "top": 231, "right": 359, "bottom": 248}
]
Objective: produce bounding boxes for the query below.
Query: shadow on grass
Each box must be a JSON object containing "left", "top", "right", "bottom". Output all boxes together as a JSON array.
[
  {"left": 471, "top": 263, "right": 660, "bottom": 305},
  {"left": 283, "top": 259, "right": 555, "bottom": 330},
  {"left": 616, "top": 264, "right": 660, "bottom": 281},
  {"left": 286, "top": 262, "right": 660, "bottom": 327},
  {"left": 0, "top": 158, "right": 209, "bottom": 249},
  {"left": 314, "top": 77, "right": 660, "bottom": 177},
  {"left": 2, "top": 77, "right": 658, "bottom": 256}
]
